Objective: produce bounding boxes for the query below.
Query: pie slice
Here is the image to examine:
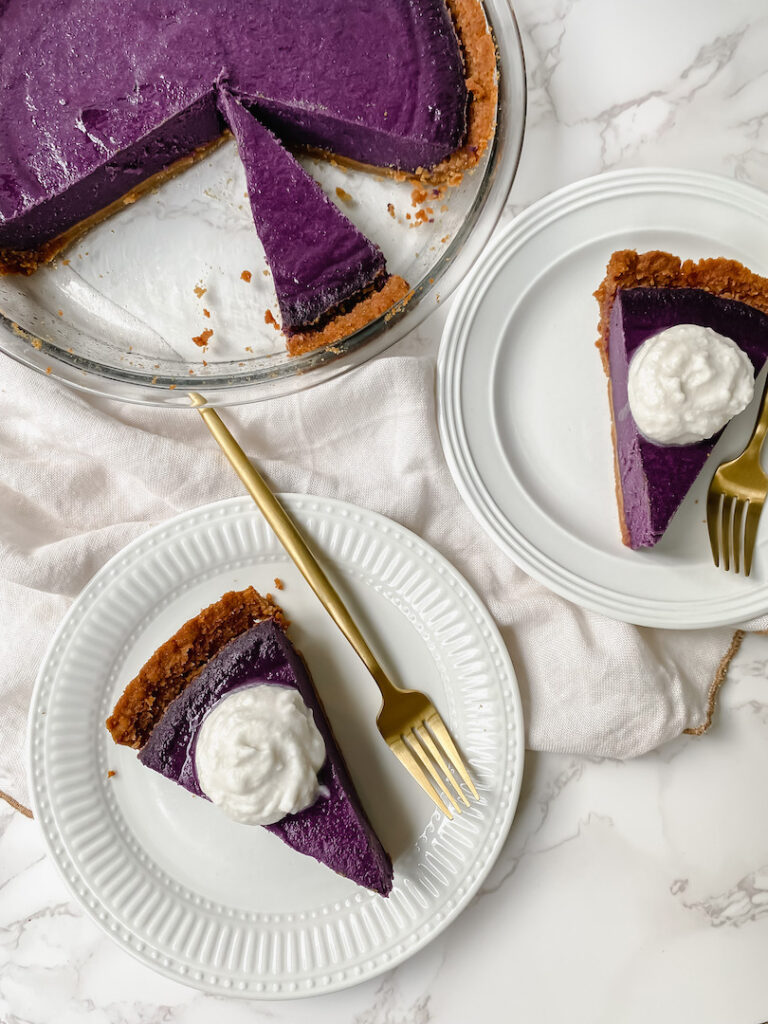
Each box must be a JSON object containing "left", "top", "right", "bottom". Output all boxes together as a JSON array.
[
  {"left": 218, "top": 92, "right": 410, "bottom": 354},
  {"left": 106, "top": 588, "right": 393, "bottom": 897},
  {"left": 595, "top": 250, "right": 768, "bottom": 549}
]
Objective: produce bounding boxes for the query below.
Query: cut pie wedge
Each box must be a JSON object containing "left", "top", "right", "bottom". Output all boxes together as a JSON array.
[
  {"left": 595, "top": 249, "right": 768, "bottom": 549},
  {"left": 217, "top": 91, "right": 410, "bottom": 354},
  {"left": 107, "top": 588, "right": 393, "bottom": 896}
]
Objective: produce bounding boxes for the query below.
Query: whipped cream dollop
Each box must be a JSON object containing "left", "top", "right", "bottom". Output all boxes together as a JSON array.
[
  {"left": 627, "top": 324, "right": 755, "bottom": 445},
  {"left": 195, "top": 685, "right": 326, "bottom": 826}
]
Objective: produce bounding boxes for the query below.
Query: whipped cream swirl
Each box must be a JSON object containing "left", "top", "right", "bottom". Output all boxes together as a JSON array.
[
  {"left": 195, "top": 685, "right": 326, "bottom": 826},
  {"left": 627, "top": 324, "right": 755, "bottom": 445}
]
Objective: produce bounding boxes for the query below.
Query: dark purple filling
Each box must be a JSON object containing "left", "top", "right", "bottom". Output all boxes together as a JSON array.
[
  {"left": 609, "top": 287, "right": 768, "bottom": 548},
  {"left": 139, "top": 619, "right": 393, "bottom": 897},
  {"left": 218, "top": 92, "right": 386, "bottom": 332},
  {"left": 0, "top": 0, "right": 468, "bottom": 253}
]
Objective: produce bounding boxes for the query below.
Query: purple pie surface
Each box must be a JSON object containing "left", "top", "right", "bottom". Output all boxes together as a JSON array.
[
  {"left": 608, "top": 286, "right": 768, "bottom": 549},
  {"left": 139, "top": 618, "right": 393, "bottom": 897},
  {"left": 0, "top": 0, "right": 479, "bottom": 270}
]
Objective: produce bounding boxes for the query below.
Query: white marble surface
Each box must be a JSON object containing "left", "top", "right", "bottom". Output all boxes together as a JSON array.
[{"left": 4, "top": 0, "right": 768, "bottom": 1020}]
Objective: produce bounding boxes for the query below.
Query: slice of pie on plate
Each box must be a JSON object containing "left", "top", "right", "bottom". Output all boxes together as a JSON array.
[
  {"left": 106, "top": 587, "right": 393, "bottom": 896},
  {"left": 595, "top": 249, "right": 768, "bottom": 549}
]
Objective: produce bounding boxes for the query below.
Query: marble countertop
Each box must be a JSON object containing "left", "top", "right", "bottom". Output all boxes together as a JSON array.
[{"left": 3, "top": 0, "right": 768, "bottom": 1020}]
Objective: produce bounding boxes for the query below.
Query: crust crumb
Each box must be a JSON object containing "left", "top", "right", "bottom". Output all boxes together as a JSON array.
[
  {"left": 193, "top": 284, "right": 207, "bottom": 298},
  {"left": 241, "top": 270, "right": 252, "bottom": 283},
  {"left": 192, "top": 328, "right": 213, "bottom": 348}
]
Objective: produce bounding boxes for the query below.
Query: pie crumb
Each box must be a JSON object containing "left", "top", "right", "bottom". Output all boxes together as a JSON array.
[
  {"left": 193, "top": 285, "right": 207, "bottom": 298},
  {"left": 335, "top": 186, "right": 353, "bottom": 204},
  {"left": 273, "top": 577, "right": 284, "bottom": 590},
  {"left": 241, "top": 270, "right": 252, "bottom": 283},
  {"left": 203, "top": 308, "right": 210, "bottom": 318},
  {"left": 192, "top": 328, "right": 213, "bottom": 348},
  {"left": 265, "top": 309, "right": 279, "bottom": 329},
  {"left": 107, "top": 770, "right": 116, "bottom": 779},
  {"left": 387, "top": 203, "right": 395, "bottom": 218}
]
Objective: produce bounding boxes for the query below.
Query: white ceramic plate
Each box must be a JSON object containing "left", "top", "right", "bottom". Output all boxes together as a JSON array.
[
  {"left": 437, "top": 168, "right": 768, "bottom": 629},
  {"left": 28, "top": 496, "right": 523, "bottom": 998}
]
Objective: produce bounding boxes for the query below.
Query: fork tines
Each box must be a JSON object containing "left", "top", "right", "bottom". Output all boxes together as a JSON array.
[
  {"left": 391, "top": 715, "right": 478, "bottom": 820},
  {"left": 707, "top": 491, "right": 763, "bottom": 576}
]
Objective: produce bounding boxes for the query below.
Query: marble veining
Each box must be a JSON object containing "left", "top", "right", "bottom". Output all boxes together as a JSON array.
[{"left": 3, "top": 0, "right": 768, "bottom": 1021}]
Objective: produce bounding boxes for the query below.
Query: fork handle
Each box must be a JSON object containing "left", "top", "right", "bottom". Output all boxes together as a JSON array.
[
  {"left": 741, "top": 371, "right": 768, "bottom": 463},
  {"left": 188, "top": 393, "right": 400, "bottom": 703}
]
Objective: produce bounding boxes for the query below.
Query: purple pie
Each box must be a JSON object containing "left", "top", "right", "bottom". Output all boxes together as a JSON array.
[
  {"left": 0, "top": 0, "right": 496, "bottom": 352},
  {"left": 107, "top": 588, "right": 393, "bottom": 896},
  {"left": 595, "top": 250, "right": 768, "bottom": 549}
]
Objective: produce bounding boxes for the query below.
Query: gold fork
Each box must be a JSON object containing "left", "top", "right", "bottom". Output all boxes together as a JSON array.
[
  {"left": 706, "top": 374, "right": 768, "bottom": 576},
  {"left": 189, "top": 393, "right": 478, "bottom": 819}
]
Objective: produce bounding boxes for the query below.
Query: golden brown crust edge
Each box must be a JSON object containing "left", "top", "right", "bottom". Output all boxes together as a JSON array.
[
  {"left": 593, "top": 249, "right": 768, "bottom": 376},
  {"left": 606, "top": 377, "right": 632, "bottom": 547},
  {"left": 106, "top": 586, "right": 286, "bottom": 750},
  {"left": 433, "top": 0, "right": 499, "bottom": 184},
  {"left": 286, "top": 275, "right": 412, "bottom": 356}
]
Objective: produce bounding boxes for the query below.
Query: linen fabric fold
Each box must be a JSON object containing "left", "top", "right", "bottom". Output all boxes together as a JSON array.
[{"left": 1, "top": 347, "right": 761, "bottom": 809}]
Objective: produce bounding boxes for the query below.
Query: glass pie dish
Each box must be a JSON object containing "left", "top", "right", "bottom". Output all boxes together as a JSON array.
[{"left": 0, "top": 0, "right": 526, "bottom": 407}]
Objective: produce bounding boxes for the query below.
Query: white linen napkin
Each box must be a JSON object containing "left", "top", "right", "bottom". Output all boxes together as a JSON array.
[{"left": 1, "top": 344, "right": 763, "bottom": 811}]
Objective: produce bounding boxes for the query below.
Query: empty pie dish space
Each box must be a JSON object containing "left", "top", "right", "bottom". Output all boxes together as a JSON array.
[
  {"left": 0, "top": 1, "right": 526, "bottom": 407},
  {"left": 27, "top": 495, "right": 524, "bottom": 997},
  {"left": 437, "top": 168, "right": 768, "bottom": 629}
]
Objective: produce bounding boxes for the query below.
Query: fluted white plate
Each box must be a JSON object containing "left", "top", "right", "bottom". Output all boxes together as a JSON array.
[
  {"left": 28, "top": 495, "right": 523, "bottom": 998},
  {"left": 438, "top": 168, "right": 768, "bottom": 629}
]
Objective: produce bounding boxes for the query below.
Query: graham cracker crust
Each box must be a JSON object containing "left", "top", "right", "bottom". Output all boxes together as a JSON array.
[
  {"left": 431, "top": 0, "right": 498, "bottom": 185},
  {"left": 287, "top": 275, "right": 411, "bottom": 356},
  {"left": 0, "top": 134, "right": 228, "bottom": 276},
  {"left": 605, "top": 377, "right": 632, "bottom": 547},
  {"left": 594, "top": 249, "right": 768, "bottom": 376},
  {"left": 106, "top": 586, "right": 286, "bottom": 750}
]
